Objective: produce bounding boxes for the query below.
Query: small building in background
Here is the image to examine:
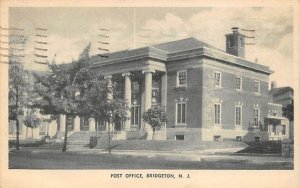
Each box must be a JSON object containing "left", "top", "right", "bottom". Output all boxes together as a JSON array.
[{"left": 268, "top": 81, "right": 294, "bottom": 139}]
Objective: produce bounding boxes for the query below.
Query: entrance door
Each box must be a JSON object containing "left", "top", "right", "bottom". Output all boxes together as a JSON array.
[
  {"left": 131, "top": 105, "right": 141, "bottom": 129},
  {"left": 80, "top": 117, "right": 89, "bottom": 131}
]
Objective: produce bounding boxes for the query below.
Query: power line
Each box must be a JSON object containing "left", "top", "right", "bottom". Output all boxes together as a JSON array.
[
  {"left": 35, "top": 41, "right": 47, "bottom": 45},
  {"left": 99, "top": 28, "right": 109, "bottom": 31},
  {"left": 34, "top": 54, "right": 48, "bottom": 58},
  {"left": 36, "top": 34, "right": 47, "bottom": 38},
  {"left": 34, "top": 60, "right": 48, "bottom": 65},
  {"left": 98, "top": 34, "right": 109, "bottom": 38},
  {"left": 241, "top": 28, "right": 255, "bottom": 32},
  {"left": 35, "top": 28, "right": 47, "bottom": 31},
  {"left": 97, "top": 27, "right": 110, "bottom": 58},
  {"left": 34, "top": 27, "right": 48, "bottom": 65},
  {"left": 35, "top": 47, "right": 48, "bottom": 51},
  {"left": 98, "top": 48, "right": 109, "bottom": 51},
  {"left": 0, "top": 26, "right": 26, "bottom": 65},
  {"left": 0, "top": 27, "right": 24, "bottom": 31},
  {"left": 97, "top": 41, "right": 109, "bottom": 45}
]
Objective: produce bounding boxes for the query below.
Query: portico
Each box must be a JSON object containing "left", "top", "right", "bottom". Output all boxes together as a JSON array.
[
  {"left": 103, "top": 67, "right": 166, "bottom": 136},
  {"left": 56, "top": 57, "right": 167, "bottom": 139}
]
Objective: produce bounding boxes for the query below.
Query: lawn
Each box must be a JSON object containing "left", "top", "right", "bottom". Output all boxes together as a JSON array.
[
  {"left": 9, "top": 149, "right": 293, "bottom": 169},
  {"left": 95, "top": 140, "right": 248, "bottom": 151},
  {"left": 237, "top": 141, "right": 282, "bottom": 154}
]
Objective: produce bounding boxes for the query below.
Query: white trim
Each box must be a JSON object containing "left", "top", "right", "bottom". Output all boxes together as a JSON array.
[
  {"left": 176, "top": 70, "right": 187, "bottom": 88},
  {"left": 254, "top": 80, "right": 260, "bottom": 94},
  {"left": 235, "top": 105, "right": 242, "bottom": 126},
  {"left": 235, "top": 76, "right": 242, "bottom": 91},
  {"left": 214, "top": 71, "right": 222, "bottom": 88},
  {"left": 175, "top": 101, "right": 187, "bottom": 126},
  {"left": 214, "top": 103, "right": 221, "bottom": 125},
  {"left": 253, "top": 107, "right": 260, "bottom": 127},
  {"left": 268, "top": 103, "right": 283, "bottom": 107},
  {"left": 202, "top": 47, "right": 272, "bottom": 74}
]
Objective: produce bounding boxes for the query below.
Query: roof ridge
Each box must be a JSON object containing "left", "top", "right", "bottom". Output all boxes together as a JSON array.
[{"left": 151, "top": 37, "right": 197, "bottom": 46}]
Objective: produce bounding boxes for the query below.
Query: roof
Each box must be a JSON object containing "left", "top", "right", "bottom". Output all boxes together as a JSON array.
[
  {"left": 89, "top": 37, "right": 223, "bottom": 64},
  {"left": 269, "top": 87, "right": 294, "bottom": 97},
  {"left": 60, "top": 37, "right": 272, "bottom": 74},
  {"left": 151, "top": 37, "right": 222, "bottom": 53}
]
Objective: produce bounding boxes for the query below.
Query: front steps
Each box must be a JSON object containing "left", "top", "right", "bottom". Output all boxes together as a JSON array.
[{"left": 66, "top": 131, "right": 96, "bottom": 150}]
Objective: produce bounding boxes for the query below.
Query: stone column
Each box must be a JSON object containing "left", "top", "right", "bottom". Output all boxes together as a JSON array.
[
  {"left": 59, "top": 114, "right": 66, "bottom": 132},
  {"left": 161, "top": 72, "right": 167, "bottom": 110},
  {"left": 161, "top": 72, "right": 168, "bottom": 140},
  {"left": 122, "top": 72, "right": 132, "bottom": 131},
  {"left": 74, "top": 116, "right": 80, "bottom": 132},
  {"left": 58, "top": 114, "right": 66, "bottom": 139},
  {"left": 142, "top": 70, "right": 154, "bottom": 135},
  {"left": 104, "top": 75, "right": 113, "bottom": 132},
  {"left": 89, "top": 118, "right": 96, "bottom": 132}
]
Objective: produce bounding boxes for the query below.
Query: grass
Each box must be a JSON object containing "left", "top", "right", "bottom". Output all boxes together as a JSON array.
[
  {"left": 95, "top": 140, "right": 248, "bottom": 151},
  {"left": 9, "top": 139, "right": 43, "bottom": 148},
  {"left": 237, "top": 141, "right": 282, "bottom": 154},
  {"left": 9, "top": 138, "right": 248, "bottom": 152},
  {"left": 9, "top": 149, "right": 293, "bottom": 169}
]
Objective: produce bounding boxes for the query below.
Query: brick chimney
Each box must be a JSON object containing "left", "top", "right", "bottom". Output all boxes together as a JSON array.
[
  {"left": 225, "top": 27, "right": 245, "bottom": 58},
  {"left": 271, "top": 81, "right": 277, "bottom": 90}
]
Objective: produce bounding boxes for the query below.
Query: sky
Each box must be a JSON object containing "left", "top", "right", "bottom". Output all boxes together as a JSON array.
[{"left": 8, "top": 7, "right": 294, "bottom": 87}]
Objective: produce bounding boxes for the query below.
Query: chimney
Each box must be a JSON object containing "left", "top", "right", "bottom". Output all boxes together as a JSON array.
[
  {"left": 271, "top": 81, "right": 277, "bottom": 90},
  {"left": 225, "top": 27, "right": 245, "bottom": 58}
]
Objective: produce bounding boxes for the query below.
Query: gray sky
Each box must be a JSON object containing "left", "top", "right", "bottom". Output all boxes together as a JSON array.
[{"left": 8, "top": 7, "right": 293, "bottom": 87}]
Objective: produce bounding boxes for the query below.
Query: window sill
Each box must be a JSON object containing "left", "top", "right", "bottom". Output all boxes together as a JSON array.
[
  {"left": 236, "top": 89, "right": 243, "bottom": 92},
  {"left": 213, "top": 124, "right": 222, "bottom": 129},
  {"left": 214, "top": 86, "right": 223, "bottom": 89},
  {"left": 175, "top": 124, "right": 187, "bottom": 128},
  {"left": 254, "top": 92, "right": 261, "bottom": 96},
  {"left": 175, "top": 85, "right": 187, "bottom": 90}
]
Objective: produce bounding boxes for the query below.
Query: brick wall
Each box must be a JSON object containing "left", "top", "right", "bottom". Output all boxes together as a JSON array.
[
  {"left": 201, "top": 58, "right": 270, "bottom": 140},
  {"left": 166, "top": 58, "right": 203, "bottom": 129}
]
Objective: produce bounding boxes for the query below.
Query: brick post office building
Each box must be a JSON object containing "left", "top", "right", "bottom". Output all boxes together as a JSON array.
[{"left": 9, "top": 27, "right": 290, "bottom": 142}]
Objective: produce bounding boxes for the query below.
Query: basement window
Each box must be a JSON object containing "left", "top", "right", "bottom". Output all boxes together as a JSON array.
[
  {"left": 213, "top": 135, "right": 222, "bottom": 141},
  {"left": 175, "top": 135, "right": 185, "bottom": 140}
]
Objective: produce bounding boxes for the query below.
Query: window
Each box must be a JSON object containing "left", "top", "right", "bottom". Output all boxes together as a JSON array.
[
  {"left": 214, "top": 103, "right": 221, "bottom": 125},
  {"left": 268, "top": 125, "right": 273, "bottom": 133},
  {"left": 236, "top": 136, "right": 242, "bottom": 141},
  {"left": 273, "top": 125, "right": 278, "bottom": 135},
  {"left": 131, "top": 105, "right": 140, "bottom": 126},
  {"left": 176, "top": 102, "right": 186, "bottom": 124},
  {"left": 214, "top": 71, "right": 222, "bottom": 87},
  {"left": 235, "top": 106, "right": 242, "bottom": 126},
  {"left": 254, "top": 80, "right": 260, "bottom": 93},
  {"left": 255, "top": 137, "right": 260, "bottom": 142},
  {"left": 214, "top": 135, "right": 222, "bottom": 141},
  {"left": 236, "top": 76, "right": 242, "bottom": 90},
  {"left": 177, "top": 70, "right": 187, "bottom": 87},
  {"left": 282, "top": 125, "right": 286, "bottom": 135},
  {"left": 254, "top": 108, "right": 260, "bottom": 126},
  {"left": 175, "top": 135, "right": 185, "bottom": 140}
]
